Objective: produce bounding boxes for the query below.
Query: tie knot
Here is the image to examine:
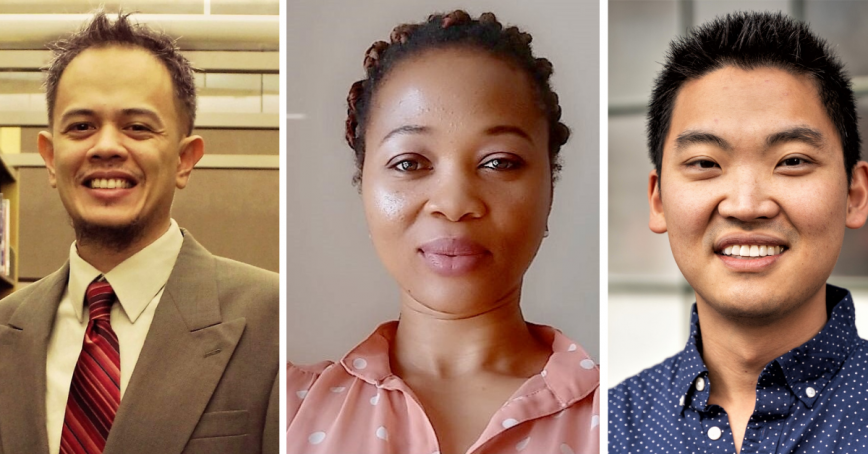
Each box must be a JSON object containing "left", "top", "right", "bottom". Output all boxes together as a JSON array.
[{"left": 85, "top": 280, "right": 115, "bottom": 322}]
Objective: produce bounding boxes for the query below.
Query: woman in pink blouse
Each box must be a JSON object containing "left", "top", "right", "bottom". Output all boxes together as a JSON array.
[{"left": 287, "top": 10, "right": 599, "bottom": 454}]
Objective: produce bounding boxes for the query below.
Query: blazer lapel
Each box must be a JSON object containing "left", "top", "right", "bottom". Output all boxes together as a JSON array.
[
  {"left": 0, "top": 265, "right": 68, "bottom": 454},
  {"left": 104, "top": 235, "right": 246, "bottom": 454}
]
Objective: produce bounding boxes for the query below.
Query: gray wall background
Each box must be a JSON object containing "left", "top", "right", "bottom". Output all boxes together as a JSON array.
[
  {"left": 287, "top": 0, "right": 600, "bottom": 364},
  {"left": 609, "top": 0, "right": 868, "bottom": 387}
]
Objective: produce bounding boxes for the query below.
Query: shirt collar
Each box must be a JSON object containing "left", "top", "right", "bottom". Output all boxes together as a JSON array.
[
  {"left": 339, "top": 321, "right": 598, "bottom": 406},
  {"left": 68, "top": 219, "right": 184, "bottom": 323},
  {"left": 674, "top": 284, "right": 858, "bottom": 413}
]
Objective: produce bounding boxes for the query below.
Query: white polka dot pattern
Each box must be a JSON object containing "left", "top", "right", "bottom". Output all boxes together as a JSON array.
[
  {"left": 609, "top": 285, "right": 868, "bottom": 454},
  {"left": 288, "top": 321, "right": 600, "bottom": 454}
]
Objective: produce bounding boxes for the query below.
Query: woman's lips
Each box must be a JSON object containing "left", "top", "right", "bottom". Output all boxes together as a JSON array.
[{"left": 418, "top": 238, "right": 490, "bottom": 276}]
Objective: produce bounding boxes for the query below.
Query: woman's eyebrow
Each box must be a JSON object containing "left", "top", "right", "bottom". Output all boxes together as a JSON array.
[
  {"left": 485, "top": 125, "right": 533, "bottom": 143},
  {"left": 381, "top": 125, "right": 430, "bottom": 145}
]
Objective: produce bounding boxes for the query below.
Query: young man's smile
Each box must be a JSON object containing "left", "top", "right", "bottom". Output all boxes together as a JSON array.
[
  {"left": 38, "top": 45, "right": 202, "bottom": 253},
  {"left": 649, "top": 65, "right": 856, "bottom": 321}
]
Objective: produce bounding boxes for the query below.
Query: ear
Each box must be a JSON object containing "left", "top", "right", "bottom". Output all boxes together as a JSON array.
[
  {"left": 845, "top": 161, "right": 868, "bottom": 229},
  {"left": 648, "top": 169, "right": 667, "bottom": 233},
  {"left": 175, "top": 135, "right": 204, "bottom": 189},
  {"left": 37, "top": 131, "right": 57, "bottom": 188}
]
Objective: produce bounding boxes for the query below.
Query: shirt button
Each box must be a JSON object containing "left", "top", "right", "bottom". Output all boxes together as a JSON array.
[
  {"left": 707, "top": 426, "right": 722, "bottom": 440},
  {"left": 679, "top": 395, "right": 685, "bottom": 406},
  {"left": 806, "top": 387, "right": 816, "bottom": 398},
  {"left": 695, "top": 377, "right": 706, "bottom": 391}
]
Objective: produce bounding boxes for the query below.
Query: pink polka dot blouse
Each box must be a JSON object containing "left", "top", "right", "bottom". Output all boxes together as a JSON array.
[{"left": 287, "top": 321, "right": 600, "bottom": 454}]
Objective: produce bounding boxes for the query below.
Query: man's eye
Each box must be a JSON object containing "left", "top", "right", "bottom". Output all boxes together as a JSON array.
[
  {"left": 67, "top": 123, "right": 93, "bottom": 132},
  {"left": 780, "top": 157, "right": 806, "bottom": 166},
  {"left": 687, "top": 159, "right": 719, "bottom": 169},
  {"left": 482, "top": 158, "right": 520, "bottom": 170},
  {"left": 129, "top": 124, "right": 152, "bottom": 132}
]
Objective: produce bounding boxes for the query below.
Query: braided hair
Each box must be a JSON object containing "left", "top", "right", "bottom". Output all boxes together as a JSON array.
[{"left": 345, "top": 10, "right": 570, "bottom": 186}]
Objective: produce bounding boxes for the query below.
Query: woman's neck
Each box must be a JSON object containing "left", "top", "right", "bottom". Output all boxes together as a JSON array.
[{"left": 392, "top": 288, "right": 550, "bottom": 379}]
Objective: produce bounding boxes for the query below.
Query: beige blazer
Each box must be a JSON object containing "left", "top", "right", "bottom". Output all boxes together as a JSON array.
[{"left": 0, "top": 232, "right": 279, "bottom": 454}]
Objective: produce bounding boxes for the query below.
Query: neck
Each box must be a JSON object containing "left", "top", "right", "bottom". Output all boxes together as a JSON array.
[
  {"left": 392, "top": 287, "right": 549, "bottom": 379},
  {"left": 75, "top": 219, "right": 170, "bottom": 273},
  {"left": 700, "top": 287, "right": 828, "bottom": 407}
]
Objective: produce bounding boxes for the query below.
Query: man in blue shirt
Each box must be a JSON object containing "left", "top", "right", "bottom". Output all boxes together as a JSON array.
[{"left": 609, "top": 12, "right": 868, "bottom": 453}]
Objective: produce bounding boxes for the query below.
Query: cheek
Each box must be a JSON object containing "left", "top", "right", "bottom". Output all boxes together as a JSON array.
[
  {"left": 785, "top": 179, "right": 848, "bottom": 240},
  {"left": 363, "top": 182, "right": 414, "bottom": 236},
  {"left": 494, "top": 183, "right": 550, "bottom": 241},
  {"left": 663, "top": 184, "right": 716, "bottom": 240},
  {"left": 372, "top": 187, "right": 408, "bottom": 222}
]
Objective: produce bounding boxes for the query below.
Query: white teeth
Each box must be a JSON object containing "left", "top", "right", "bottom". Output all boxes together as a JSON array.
[
  {"left": 722, "top": 244, "right": 784, "bottom": 257},
  {"left": 89, "top": 178, "right": 131, "bottom": 189}
]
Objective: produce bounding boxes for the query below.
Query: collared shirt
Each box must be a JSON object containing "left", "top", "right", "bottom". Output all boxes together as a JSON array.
[
  {"left": 288, "top": 322, "right": 600, "bottom": 454},
  {"left": 609, "top": 284, "right": 868, "bottom": 454},
  {"left": 45, "top": 219, "right": 184, "bottom": 454}
]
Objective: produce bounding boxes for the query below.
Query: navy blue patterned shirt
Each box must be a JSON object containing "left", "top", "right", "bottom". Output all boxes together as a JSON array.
[{"left": 609, "top": 285, "right": 868, "bottom": 453}]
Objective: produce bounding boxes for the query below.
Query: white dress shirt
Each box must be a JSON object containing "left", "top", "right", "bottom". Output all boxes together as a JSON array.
[{"left": 45, "top": 219, "right": 184, "bottom": 454}]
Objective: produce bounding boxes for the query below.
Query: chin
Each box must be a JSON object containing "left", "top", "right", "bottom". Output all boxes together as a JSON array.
[
  {"left": 699, "top": 285, "right": 822, "bottom": 325},
  {"left": 71, "top": 214, "right": 147, "bottom": 251},
  {"left": 403, "top": 281, "right": 518, "bottom": 318}
]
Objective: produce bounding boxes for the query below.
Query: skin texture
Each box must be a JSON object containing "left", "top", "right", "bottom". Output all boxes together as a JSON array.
[
  {"left": 38, "top": 45, "right": 204, "bottom": 273},
  {"left": 648, "top": 66, "right": 868, "bottom": 452},
  {"left": 361, "top": 47, "right": 553, "bottom": 454}
]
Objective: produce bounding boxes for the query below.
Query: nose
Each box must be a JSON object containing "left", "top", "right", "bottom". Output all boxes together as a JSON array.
[
  {"left": 86, "top": 126, "right": 128, "bottom": 162},
  {"left": 424, "top": 167, "right": 486, "bottom": 222},
  {"left": 716, "top": 167, "right": 780, "bottom": 221}
]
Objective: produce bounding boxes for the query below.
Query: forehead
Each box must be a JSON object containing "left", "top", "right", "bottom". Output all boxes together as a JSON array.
[
  {"left": 366, "top": 47, "right": 546, "bottom": 141},
  {"left": 665, "top": 66, "right": 840, "bottom": 156},
  {"left": 54, "top": 45, "right": 178, "bottom": 121}
]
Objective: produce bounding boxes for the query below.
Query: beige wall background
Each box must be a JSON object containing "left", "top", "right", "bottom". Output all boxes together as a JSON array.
[{"left": 287, "top": 0, "right": 600, "bottom": 364}]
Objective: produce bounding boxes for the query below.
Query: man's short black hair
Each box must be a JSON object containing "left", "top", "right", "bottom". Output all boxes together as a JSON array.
[{"left": 648, "top": 11, "right": 860, "bottom": 184}]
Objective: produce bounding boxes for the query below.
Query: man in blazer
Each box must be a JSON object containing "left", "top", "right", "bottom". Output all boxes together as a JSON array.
[{"left": 0, "top": 12, "right": 278, "bottom": 454}]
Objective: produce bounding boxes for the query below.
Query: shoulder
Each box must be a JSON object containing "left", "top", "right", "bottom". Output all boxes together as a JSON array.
[
  {"left": 0, "top": 266, "right": 67, "bottom": 322},
  {"left": 608, "top": 353, "right": 683, "bottom": 450},
  {"left": 212, "top": 255, "right": 279, "bottom": 296},
  {"left": 286, "top": 360, "right": 342, "bottom": 423},
  {"left": 176, "top": 232, "right": 278, "bottom": 310},
  {"left": 610, "top": 353, "right": 682, "bottom": 409},
  {"left": 842, "top": 336, "right": 868, "bottom": 372}
]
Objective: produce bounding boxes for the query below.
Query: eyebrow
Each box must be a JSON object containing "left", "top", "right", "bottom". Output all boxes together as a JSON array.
[
  {"left": 674, "top": 126, "right": 827, "bottom": 155},
  {"left": 766, "top": 126, "right": 824, "bottom": 149},
  {"left": 58, "top": 107, "right": 164, "bottom": 127},
  {"left": 380, "top": 124, "right": 535, "bottom": 146},
  {"left": 674, "top": 131, "right": 733, "bottom": 152},
  {"left": 380, "top": 125, "right": 430, "bottom": 145},
  {"left": 485, "top": 125, "right": 533, "bottom": 143}
]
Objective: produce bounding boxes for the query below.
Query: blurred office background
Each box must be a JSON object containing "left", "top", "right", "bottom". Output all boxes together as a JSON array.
[
  {"left": 610, "top": 0, "right": 868, "bottom": 387},
  {"left": 288, "top": 0, "right": 600, "bottom": 364},
  {"left": 0, "top": 1, "right": 279, "bottom": 298}
]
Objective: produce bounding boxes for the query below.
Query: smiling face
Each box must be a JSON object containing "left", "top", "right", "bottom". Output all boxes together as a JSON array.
[
  {"left": 649, "top": 65, "right": 868, "bottom": 322},
  {"left": 361, "top": 47, "right": 552, "bottom": 317},
  {"left": 38, "top": 45, "right": 203, "bottom": 251}
]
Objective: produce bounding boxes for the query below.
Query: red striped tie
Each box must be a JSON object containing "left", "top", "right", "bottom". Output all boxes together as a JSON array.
[{"left": 60, "top": 280, "right": 121, "bottom": 454}]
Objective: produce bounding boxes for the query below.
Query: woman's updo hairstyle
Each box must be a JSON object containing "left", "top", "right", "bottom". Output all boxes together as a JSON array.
[{"left": 345, "top": 10, "right": 571, "bottom": 186}]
